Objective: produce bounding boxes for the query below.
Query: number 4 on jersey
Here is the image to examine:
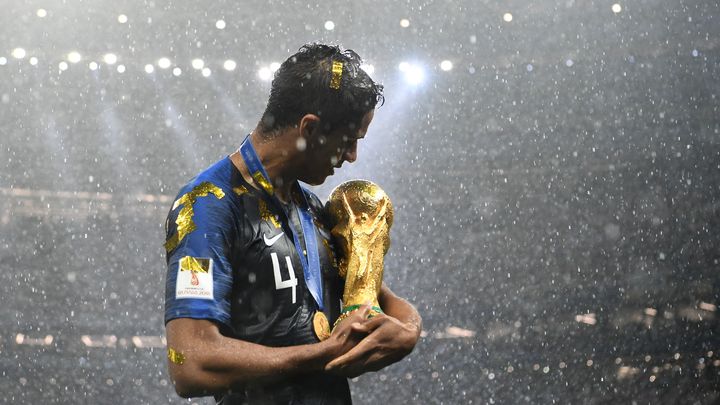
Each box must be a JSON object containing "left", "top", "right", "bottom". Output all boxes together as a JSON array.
[{"left": 271, "top": 252, "right": 297, "bottom": 303}]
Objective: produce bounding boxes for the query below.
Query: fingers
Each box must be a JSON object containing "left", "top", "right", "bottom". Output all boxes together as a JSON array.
[
  {"left": 331, "top": 304, "right": 373, "bottom": 337},
  {"left": 326, "top": 337, "right": 374, "bottom": 370},
  {"left": 350, "top": 313, "right": 386, "bottom": 333}
]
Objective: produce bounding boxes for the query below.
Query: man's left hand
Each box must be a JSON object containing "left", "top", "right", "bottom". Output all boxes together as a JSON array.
[{"left": 324, "top": 312, "right": 420, "bottom": 378}]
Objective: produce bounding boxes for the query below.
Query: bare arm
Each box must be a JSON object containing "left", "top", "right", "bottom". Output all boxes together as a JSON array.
[
  {"left": 166, "top": 307, "right": 371, "bottom": 398},
  {"left": 325, "top": 283, "right": 422, "bottom": 376}
]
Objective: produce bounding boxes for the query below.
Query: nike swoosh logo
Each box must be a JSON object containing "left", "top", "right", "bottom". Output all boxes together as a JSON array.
[{"left": 263, "top": 232, "right": 284, "bottom": 246}]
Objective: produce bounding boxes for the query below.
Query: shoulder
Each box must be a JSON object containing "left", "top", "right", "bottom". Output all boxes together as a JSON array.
[
  {"left": 171, "top": 157, "right": 241, "bottom": 212},
  {"left": 164, "top": 158, "right": 241, "bottom": 253}
]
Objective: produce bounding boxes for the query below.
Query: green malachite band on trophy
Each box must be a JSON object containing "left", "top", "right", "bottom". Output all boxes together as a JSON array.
[{"left": 341, "top": 304, "right": 383, "bottom": 315}]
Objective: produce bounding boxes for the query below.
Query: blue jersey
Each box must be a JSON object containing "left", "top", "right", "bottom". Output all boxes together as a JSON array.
[{"left": 164, "top": 156, "right": 350, "bottom": 404}]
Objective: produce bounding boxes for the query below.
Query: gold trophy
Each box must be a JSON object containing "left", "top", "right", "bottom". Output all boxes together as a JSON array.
[{"left": 325, "top": 180, "right": 394, "bottom": 330}]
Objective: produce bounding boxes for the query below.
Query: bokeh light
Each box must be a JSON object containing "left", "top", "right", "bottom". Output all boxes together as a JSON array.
[
  {"left": 223, "top": 60, "right": 237, "bottom": 71},
  {"left": 11, "top": 48, "right": 26, "bottom": 59},
  {"left": 67, "top": 51, "right": 82, "bottom": 64},
  {"left": 157, "top": 58, "right": 171, "bottom": 69},
  {"left": 258, "top": 67, "right": 272, "bottom": 81},
  {"left": 191, "top": 59, "right": 204, "bottom": 70},
  {"left": 103, "top": 53, "right": 117, "bottom": 65}
]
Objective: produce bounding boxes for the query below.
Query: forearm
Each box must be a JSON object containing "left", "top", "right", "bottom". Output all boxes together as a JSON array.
[
  {"left": 166, "top": 319, "right": 333, "bottom": 397},
  {"left": 379, "top": 284, "right": 422, "bottom": 336}
]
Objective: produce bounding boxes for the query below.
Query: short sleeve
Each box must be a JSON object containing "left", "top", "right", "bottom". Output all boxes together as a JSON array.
[{"left": 164, "top": 182, "right": 235, "bottom": 328}]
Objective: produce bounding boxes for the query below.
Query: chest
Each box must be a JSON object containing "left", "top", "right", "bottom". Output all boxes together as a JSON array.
[{"left": 231, "top": 196, "right": 339, "bottom": 307}]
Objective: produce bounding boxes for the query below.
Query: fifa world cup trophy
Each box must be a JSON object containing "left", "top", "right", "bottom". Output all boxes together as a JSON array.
[{"left": 326, "top": 180, "right": 394, "bottom": 327}]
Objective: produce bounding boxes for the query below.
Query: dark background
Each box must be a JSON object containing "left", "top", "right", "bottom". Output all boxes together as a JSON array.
[{"left": 1, "top": 0, "right": 719, "bottom": 403}]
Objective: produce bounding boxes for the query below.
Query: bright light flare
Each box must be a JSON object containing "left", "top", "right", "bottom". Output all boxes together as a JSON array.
[
  {"left": 173, "top": 67, "right": 182, "bottom": 76},
  {"left": 103, "top": 53, "right": 117, "bottom": 65},
  {"left": 58, "top": 61, "right": 68, "bottom": 71},
  {"left": 89, "top": 62, "right": 98, "bottom": 71},
  {"left": 37, "top": 9, "right": 47, "bottom": 18},
  {"left": 269, "top": 62, "right": 281, "bottom": 72},
  {"left": 29, "top": 57, "right": 38, "bottom": 66},
  {"left": 144, "top": 64, "right": 154, "bottom": 74},
  {"left": 0, "top": 57, "right": 7, "bottom": 65},
  {"left": 400, "top": 19, "right": 410, "bottom": 28},
  {"left": 117, "top": 64, "right": 126, "bottom": 73},
  {"left": 503, "top": 13, "right": 513, "bottom": 22},
  {"left": 216, "top": 19, "right": 226, "bottom": 29},
  {"left": 399, "top": 62, "right": 425, "bottom": 85},
  {"left": 67, "top": 51, "right": 82, "bottom": 64},
  {"left": 440, "top": 60, "right": 453, "bottom": 71},
  {"left": 223, "top": 59, "right": 237, "bottom": 71},
  {"left": 612, "top": 3, "right": 622, "bottom": 13},
  {"left": 258, "top": 67, "right": 272, "bottom": 81},
  {"left": 157, "top": 57, "right": 171, "bottom": 69},
  {"left": 12, "top": 48, "right": 27, "bottom": 59},
  {"left": 201, "top": 67, "right": 211, "bottom": 77},
  {"left": 324, "top": 20, "right": 335, "bottom": 30},
  {"left": 191, "top": 58, "right": 204, "bottom": 70},
  {"left": 118, "top": 14, "right": 128, "bottom": 23}
]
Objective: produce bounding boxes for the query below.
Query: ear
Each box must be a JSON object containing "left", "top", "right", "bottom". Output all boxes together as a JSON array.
[{"left": 298, "top": 114, "right": 321, "bottom": 139}]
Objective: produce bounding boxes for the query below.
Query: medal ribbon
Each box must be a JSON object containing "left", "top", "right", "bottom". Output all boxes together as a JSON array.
[{"left": 239, "top": 135, "right": 324, "bottom": 311}]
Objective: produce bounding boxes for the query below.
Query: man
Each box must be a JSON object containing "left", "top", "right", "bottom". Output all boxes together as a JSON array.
[{"left": 163, "top": 43, "right": 422, "bottom": 404}]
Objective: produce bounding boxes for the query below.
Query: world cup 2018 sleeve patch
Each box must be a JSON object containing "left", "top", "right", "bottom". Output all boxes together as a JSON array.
[{"left": 175, "top": 256, "right": 214, "bottom": 300}]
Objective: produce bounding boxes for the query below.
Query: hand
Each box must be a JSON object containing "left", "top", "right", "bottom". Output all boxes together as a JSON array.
[
  {"left": 320, "top": 305, "right": 372, "bottom": 363},
  {"left": 324, "top": 313, "right": 420, "bottom": 378}
]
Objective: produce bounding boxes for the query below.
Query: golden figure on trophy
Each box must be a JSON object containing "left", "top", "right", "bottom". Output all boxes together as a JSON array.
[{"left": 325, "top": 180, "right": 394, "bottom": 329}]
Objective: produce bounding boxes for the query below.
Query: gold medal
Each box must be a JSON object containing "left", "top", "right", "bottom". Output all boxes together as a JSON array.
[{"left": 313, "top": 311, "right": 331, "bottom": 341}]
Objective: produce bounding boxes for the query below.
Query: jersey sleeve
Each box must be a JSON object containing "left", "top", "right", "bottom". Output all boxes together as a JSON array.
[{"left": 163, "top": 181, "right": 235, "bottom": 328}]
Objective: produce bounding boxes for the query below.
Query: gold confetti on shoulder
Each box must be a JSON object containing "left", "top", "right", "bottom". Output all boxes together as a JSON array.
[
  {"left": 164, "top": 182, "right": 225, "bottom": 252},
  {"left": 258, "top": 199, "right": 281, "bottom": 229}
]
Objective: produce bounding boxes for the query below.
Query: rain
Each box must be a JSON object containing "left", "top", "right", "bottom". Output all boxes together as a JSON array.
[{"left": 1, "top": 0, "right": 719, "bottom": 403}]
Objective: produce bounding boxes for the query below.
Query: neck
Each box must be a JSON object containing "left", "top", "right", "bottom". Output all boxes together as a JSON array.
[{"left": 232, "top": 129, "right": 300, "bottom": 203}]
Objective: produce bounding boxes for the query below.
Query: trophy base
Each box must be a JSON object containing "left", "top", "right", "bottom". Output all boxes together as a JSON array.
[{"left": 332, "top": 304, "right": 384, "bottom": 329}]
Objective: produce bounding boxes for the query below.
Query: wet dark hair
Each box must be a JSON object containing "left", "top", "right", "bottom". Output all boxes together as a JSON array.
[{"left": 259, "top": 43, "right": 384, "bottom": 136}]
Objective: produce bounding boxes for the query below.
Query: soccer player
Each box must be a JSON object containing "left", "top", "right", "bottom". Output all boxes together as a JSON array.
[{"left": 163, "top": 43, "right": 422, "bottom": 404}]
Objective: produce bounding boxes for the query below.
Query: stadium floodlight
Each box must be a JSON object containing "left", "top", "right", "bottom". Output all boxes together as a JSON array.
[
  {"left": 67, "top": 51, "right": 82, "bottom": 63},
  {"left": 399, "top": 61, "right": 425, "bottom": 85},
  {"left": 157, "top": 57, "right": 172, "bottom": 69}
]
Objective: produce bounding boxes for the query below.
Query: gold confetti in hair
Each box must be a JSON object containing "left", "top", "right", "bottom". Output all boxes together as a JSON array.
[{"left": 330, "top": 61, "right": 343, "bottom": 90}]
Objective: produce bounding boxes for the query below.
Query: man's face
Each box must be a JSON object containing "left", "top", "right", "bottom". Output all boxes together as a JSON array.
[{"left": 300, "top": 110, "right": 375, "bottom": 185}]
